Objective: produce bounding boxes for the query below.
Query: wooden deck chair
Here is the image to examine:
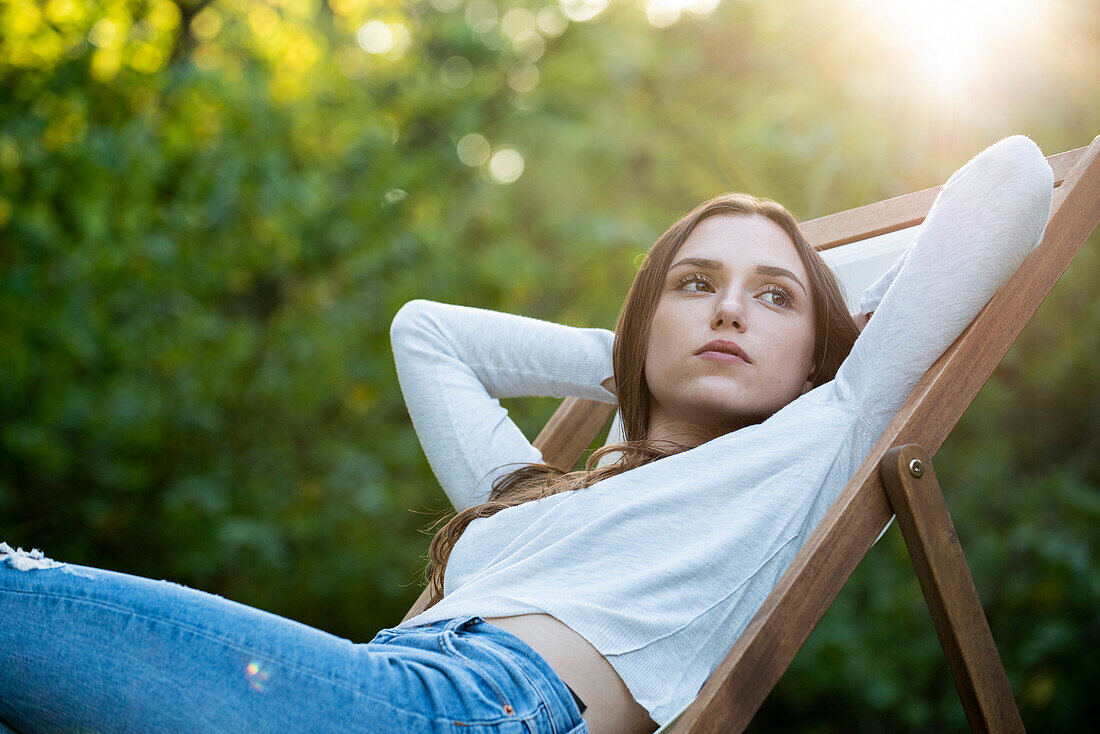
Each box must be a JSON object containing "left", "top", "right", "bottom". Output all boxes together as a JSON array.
[{"left": 402, "top": 138, "right": 1100, "bottom": 733}]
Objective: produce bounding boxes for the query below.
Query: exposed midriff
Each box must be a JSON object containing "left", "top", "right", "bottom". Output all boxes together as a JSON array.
[{"left": 483, "top": 614, "right": 658, "bottom": 734}]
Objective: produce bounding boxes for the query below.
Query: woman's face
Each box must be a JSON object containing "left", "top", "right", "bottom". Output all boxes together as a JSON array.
[{"left": 644, "top": 213, "right": 817, "bottom": 443}]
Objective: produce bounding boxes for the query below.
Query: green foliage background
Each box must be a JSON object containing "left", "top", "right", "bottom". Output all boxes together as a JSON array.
[{"left": 1, "top": 0, "right": 1096, "bottom": 730}]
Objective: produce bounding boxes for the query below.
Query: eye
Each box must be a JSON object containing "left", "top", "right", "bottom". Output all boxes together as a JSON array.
[
  {"left": 672, "top": 274, "right": 715, "bottom": 293},
  {"left": 758, "top": 285, "right": 794, "bottom": 308}
]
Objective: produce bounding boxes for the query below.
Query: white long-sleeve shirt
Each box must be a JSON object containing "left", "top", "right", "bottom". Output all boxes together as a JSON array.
[{"left": 389, "top": 136, "right": 1053, "bottom": 726}]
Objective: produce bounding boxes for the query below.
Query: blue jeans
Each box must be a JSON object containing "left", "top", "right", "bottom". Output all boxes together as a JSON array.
[{"left": 0, "top": 547, "right": 588, "bottom": 733}]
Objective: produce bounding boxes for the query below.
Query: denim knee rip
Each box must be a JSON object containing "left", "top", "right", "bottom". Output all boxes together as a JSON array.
[{"left": 0, "top": 542, "right": 67, "bottom": 572}]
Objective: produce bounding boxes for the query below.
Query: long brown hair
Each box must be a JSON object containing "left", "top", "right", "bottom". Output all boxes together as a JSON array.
[{"left": 419, "top": 193, "right": 860, "bottom": 608}]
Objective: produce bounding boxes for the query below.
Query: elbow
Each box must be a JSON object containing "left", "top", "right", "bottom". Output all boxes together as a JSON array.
[
  {"left": 985, "top": 135, "right": 1054, "bottom": 203},
  {"left": 1000, "top": 135, "right": 1054, "bottom": 190},
  {"left": 391, "top": 299, "right": 465, "bottom": 371},
  {"left": 979, "top": 136, "right": 1054, "bottom": 252},
  {"left": 390, "top": 299, "right": 436, "bottom": 349},
  {"left": 1005, "top": 136, "right": 1055, "bottom": 251}
]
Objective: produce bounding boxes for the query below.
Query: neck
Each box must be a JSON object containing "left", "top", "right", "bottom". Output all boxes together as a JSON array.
[
  {"left": 645, "top": 418, "right": 726, "bottom": 450},
  {"left": 645, "top": 399, "right": 757, "bottom": 448}
]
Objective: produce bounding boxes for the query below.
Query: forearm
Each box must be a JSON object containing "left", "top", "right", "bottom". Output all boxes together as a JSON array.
[
  {"left": 392, "top": 300, "right": 616, "bottom": 401},
  {"left": 837, "top": 135, "right": 1053, "bottom": 430},
  {"left": 390, "top": 300, "right": 616, "bottom": 510}
]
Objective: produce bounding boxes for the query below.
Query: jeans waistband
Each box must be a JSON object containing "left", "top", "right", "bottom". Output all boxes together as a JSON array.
[{"left": 430, "top": 615, "right": 587, "bottom": 731}]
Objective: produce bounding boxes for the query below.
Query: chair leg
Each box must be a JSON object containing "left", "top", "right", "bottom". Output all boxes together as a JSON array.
[{"left": 880, "top": 444, "right": 1026, "bottom": 734}]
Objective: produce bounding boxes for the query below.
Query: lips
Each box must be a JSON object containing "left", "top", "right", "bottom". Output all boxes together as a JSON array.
[{"left": 695, "top": 339, "right": 752, "bottom": 364}]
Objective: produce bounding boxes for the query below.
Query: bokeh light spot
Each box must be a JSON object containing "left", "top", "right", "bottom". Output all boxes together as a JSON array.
[
  {"left": 512, "top": 30, "right": 546, "bottom": 63},
  {"left": 90, "top": 47, "right": 121, "bottom": 81},
  {"left": 130, "top": 44, "right": 165, "bottom": 74},
  {"left": 246, "top": 661, "right": 270, "bottom": 692},
  {"left": 456, "top": 133, "right": 491, "bottom": 167},
  {"left": 440, "top": 56, "right": 474, "bottom": 89},
  {"left": 502, "top": 8, "right": 536, "bottom": 39},
  {"left": 148, "top": 0, "right": 182, "bottom": 31},
  {"left": 190, "top": 7, "right": 223, "bottom": 42},
  {"left": 559, "top": 0, "right": 609, "bottom": 23},
  {"left": 507, "top": 62, "right": 539, "bottom": 93},
  {"left": 382, "top": 189, "right": 408, "bottom": 207},
  {"left": 44, "top": 0, "right": 81, "bottom": 25},
  {"left": 384, "top": 23, "right": 412, "bottom": 60},
  {"left": 88, "top": 18, "right": 116, "bottom": 48},
  {"left": 685, "top": 0, "right": 721, "bottom": 18},
  {"left": 465, "top": 1, "right": 499, "bottom": 34},
  {"left": 429, "top": 0, "right": 463, "bottom": 11},
  {"left": 358, "top": 20, "right": 393, "bottom": 54},
  {"left": 488, "top": 147, "right": 524, "bottom": 184},
  {"left": 248, "top": 4, "right": 279, "bottom": 40},
  {"left": 646, "top": 0, "right": 681, "bottom": 28},
  {"left": 10, "top": 2, "right": 43, "bottom": 35},
  {"left": 536, "top": 6, "right": 569, "bottom": 37}
]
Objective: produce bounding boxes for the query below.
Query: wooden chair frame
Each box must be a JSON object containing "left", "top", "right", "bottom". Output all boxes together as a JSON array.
[{"left": 402, "top": 138, "right": 1100, "bottom": 732}]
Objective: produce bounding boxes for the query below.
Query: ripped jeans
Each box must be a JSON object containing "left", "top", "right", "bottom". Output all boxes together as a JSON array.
[{"left": 0, "top": 543, "right": 588, "bottom": 734}]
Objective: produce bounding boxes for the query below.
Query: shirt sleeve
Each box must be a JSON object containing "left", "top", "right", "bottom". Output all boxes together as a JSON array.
[
  {"left": 390, "top": 299, "right": 617, "bottom": 512},
  {"left": 857, "top": 243, "right": 909, "bottom": 317},
  {"left": 835, "top": 135, "right": 1054, "bottom": 433}
]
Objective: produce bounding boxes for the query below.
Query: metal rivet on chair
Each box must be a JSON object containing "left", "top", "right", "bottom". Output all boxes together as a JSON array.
[{"left": 908, "top": 458, "right": 924, "bottom": 477}]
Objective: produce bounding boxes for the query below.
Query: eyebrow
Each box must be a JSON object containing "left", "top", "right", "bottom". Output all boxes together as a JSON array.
[{"left": 668, "top": 258, "right": 808, "bottom": 295}]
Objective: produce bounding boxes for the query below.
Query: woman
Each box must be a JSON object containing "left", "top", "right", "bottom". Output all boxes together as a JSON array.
[{"left": 0, "top": 136, "right": 1052, "bottom": 733}]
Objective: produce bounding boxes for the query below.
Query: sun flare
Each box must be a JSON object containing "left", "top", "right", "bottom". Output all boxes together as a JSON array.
[{"left": 866, "top": 0, "right": 1040, "bottom": 94}]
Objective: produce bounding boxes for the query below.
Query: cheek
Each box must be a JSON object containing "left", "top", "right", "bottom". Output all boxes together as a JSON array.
[
  {"left": 768, "top": 320, "right": 816, "bottom": 383},
  {"left": 794, "top": 321, "right": 817, "bottom": 379},
  {"left": 646, "top": 306, "right": 673, "bottom": 357},
  {"left": 644, "top": 307, "right": 678, "bottom": 383},
  {"left": 642, "top": 331, "right": 665, "bottom": 386}
]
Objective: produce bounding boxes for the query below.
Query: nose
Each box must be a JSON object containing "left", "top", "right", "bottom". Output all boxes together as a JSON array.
[{"left": 711, "top": 295, "right": 746, "bottom": 332}]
